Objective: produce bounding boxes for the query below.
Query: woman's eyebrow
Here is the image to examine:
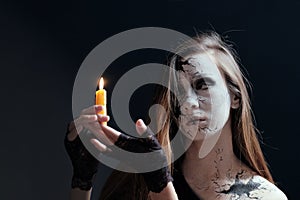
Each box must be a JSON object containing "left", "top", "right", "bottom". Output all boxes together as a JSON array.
[
  {"left": 190, "top": 72, "right": 213, "bottom": 79},
  {"left": 191, "top": 74, "right": 216, "bottom": 85}
]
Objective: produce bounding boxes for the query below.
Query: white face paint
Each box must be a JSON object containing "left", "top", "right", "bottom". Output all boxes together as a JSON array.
[{"left": 177, "top": 53, "right": 231, "bottom": 141}]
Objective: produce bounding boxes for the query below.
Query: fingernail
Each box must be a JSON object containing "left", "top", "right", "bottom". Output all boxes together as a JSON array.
[
  {"left": 137, "top": 119, "right": 143, "bottom": 127},
  {"left": 95, "top": 105, "right": 103, "bottom": 110}
]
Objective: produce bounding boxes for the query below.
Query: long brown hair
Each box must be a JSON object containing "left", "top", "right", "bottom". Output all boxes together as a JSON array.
[
  {"left": 157, "top": 31, "right": 273, "bottom": 182},
  {"left": 99, "top": 31, "right": 273, "bottom": 200}
]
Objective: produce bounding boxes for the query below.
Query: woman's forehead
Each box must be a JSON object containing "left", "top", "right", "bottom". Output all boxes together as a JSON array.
[{"left": 181, "top": 53, "right": 220, "bottom": 76}]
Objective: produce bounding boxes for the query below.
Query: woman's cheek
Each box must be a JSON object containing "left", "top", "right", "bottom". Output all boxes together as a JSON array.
[
  {"left": 207, "top": 89, "right": 231, "bottom": 131},
  {"left": 179, "top": 119, "right": 201, "bottom": 140}
]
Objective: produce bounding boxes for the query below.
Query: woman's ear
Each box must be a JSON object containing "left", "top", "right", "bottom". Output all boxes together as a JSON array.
[{"left": 230, "top": 92, "right": 240, "bottom": 109}]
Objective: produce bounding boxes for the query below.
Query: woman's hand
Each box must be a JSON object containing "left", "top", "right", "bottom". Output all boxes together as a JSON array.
[
  {"left": 67, "top": 105, "right": 112, "bottom": 147},
  {"left": 64, "top": 105, "right": 110, "bottom": 191},
  {"left": 92, "top": 119, "right": 173, "bottom": 193},
  {"left": 65, "top": 105, "right": 173, "bottom": 193}
]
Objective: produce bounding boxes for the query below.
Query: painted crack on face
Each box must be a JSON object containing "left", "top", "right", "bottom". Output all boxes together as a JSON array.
[{"left": 176, "top": 54, "right": 231, "bottom": 141}]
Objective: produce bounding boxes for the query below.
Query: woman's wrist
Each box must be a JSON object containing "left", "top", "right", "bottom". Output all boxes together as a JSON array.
[
  {"left": 71, "top": 176, "right": 95, "bottom": 191},
  {"left": 143, "top": 166, "right": 173, "bottom": 193}
]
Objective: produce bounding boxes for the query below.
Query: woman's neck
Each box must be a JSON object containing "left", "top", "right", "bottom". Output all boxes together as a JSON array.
[{"left": 181, "top": 119, "right": 253, "bottom": 196}]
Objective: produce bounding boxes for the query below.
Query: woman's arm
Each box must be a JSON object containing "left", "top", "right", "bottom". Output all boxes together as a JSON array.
[
  {"left": 65, "top": 105, "right": 178, "bottom": 199},
  {"left": 148, "top": 182, "right": 178, "bottom": 200},
  {"left": 251, "top": 176, "right": 288, "bottom": 200},
  {"left": 65, "top": 105, "right": 110, "bottom": 200},
  {"left": 70, "top": 188, "right": 92, "bottom": 200}
]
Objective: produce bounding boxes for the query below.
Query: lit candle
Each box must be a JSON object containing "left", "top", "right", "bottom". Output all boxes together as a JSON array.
[{"left": 96, "top": 77, "right": 107, "bottom": 125}]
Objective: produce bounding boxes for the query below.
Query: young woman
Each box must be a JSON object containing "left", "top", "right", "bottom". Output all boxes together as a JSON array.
[{"left": 65, "top": 31, "right": 288, "bottom": 200}]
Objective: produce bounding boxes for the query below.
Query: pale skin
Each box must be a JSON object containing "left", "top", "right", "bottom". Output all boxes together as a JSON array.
[
  {"left": 67, "top": 53, "right": 287, "bottom": 200},
  {"left": 175, "top": 53, "right": 287, "bottom": 200}
]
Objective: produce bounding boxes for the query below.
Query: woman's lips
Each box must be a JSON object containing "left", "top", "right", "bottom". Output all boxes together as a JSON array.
[{"left": 186, "top": 117, "right": 207, "bottom": 126}]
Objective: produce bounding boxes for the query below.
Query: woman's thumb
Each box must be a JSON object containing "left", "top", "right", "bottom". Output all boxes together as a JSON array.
[{"left": 136, "top": 119, "right": 147, "bottom": 135}]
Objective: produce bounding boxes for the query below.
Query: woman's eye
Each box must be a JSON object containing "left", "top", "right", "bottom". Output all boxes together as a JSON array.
[{"left": 194, "top": 79, "right": 208, "bottom": 90}]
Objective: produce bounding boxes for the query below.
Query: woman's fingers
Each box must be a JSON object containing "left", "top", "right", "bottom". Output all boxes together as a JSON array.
[
  {"left": 67, "top": 109, "right": 111, "bottom": 142},
  {"left": 99, "top": 119, "right": 148, "bottom": 145},
  {"left": 71, "top": 105, "right": 109, "bottom": 131},
  {"left": 76, "top": 114, "right": 98, "bottom": 125},
  {"left": 81, "top": 105, "right": 104, "bottom": 115},
  {"left": 73, "top": 113, "right": 109, "bottom": 131},
  {"left": 86, "top": 122, "right": 113, "bottom": 145},
  {"left": 135, "top": 119, "right": 147, "bottom": 135},
  {"left": 100, "top": 124, "right": 121, "bottom": 143},
  {"left": 85, "top": 114, "right": 111, "bottom": 144},
  {"left": 90, "top": 138, "right": 108, "bottom": 152},
  {"left": 97, "top": 114, "right": 110, "bottom": 123},
  {"left": 73, "top": 114, "right": 99, "bottom": 131}
]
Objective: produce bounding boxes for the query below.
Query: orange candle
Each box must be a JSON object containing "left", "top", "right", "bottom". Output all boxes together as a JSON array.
[{"left": 96, "top": 77, "right": 107, "bottom": 125}]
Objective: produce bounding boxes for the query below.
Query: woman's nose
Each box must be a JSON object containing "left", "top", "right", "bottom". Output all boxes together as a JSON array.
[{"left": 180, "top": 92, "right": 199, "bottom": 114}]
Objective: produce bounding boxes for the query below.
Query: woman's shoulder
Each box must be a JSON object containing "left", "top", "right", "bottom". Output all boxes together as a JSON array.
[{"left": 248, "top": 175, "right": 288, "bottom": 200}]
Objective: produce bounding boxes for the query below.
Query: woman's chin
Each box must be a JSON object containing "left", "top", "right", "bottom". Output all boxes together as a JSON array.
[
  {"left": 191, "top": 133, "right": 206, "bottom": 141},
  {"left": 181, "top": 127, "right": 221, "bottom": 141},
  {"left": 181, "top": 128, "right": 206, "bottom": 141}
]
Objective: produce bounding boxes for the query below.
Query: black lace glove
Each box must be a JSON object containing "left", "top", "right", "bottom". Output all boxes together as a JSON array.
[
  {"left": 64, "top": 126, "right": 99, "bottom": 191},
  {"left": 109, "top": 127, "right": 173, "bottom": 193}
]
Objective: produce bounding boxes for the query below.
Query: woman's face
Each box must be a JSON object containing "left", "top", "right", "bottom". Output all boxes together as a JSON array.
[{"left": 177, "top": 53, "right": 231, "bottom": 141}]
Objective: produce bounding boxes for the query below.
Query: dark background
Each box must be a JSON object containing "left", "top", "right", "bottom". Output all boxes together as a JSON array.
[{"left": 1, "top": 0, "right": 299, "bottom": 199}]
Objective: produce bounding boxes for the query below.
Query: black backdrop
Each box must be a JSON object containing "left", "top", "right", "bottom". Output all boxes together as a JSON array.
[{"left": 1, "top": 0, "right": 299, "bottom": 199}]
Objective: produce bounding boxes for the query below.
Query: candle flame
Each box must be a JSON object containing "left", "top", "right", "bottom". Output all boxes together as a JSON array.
[{"left": 99, "top": 77, "right": 104, "bottom": 89}]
